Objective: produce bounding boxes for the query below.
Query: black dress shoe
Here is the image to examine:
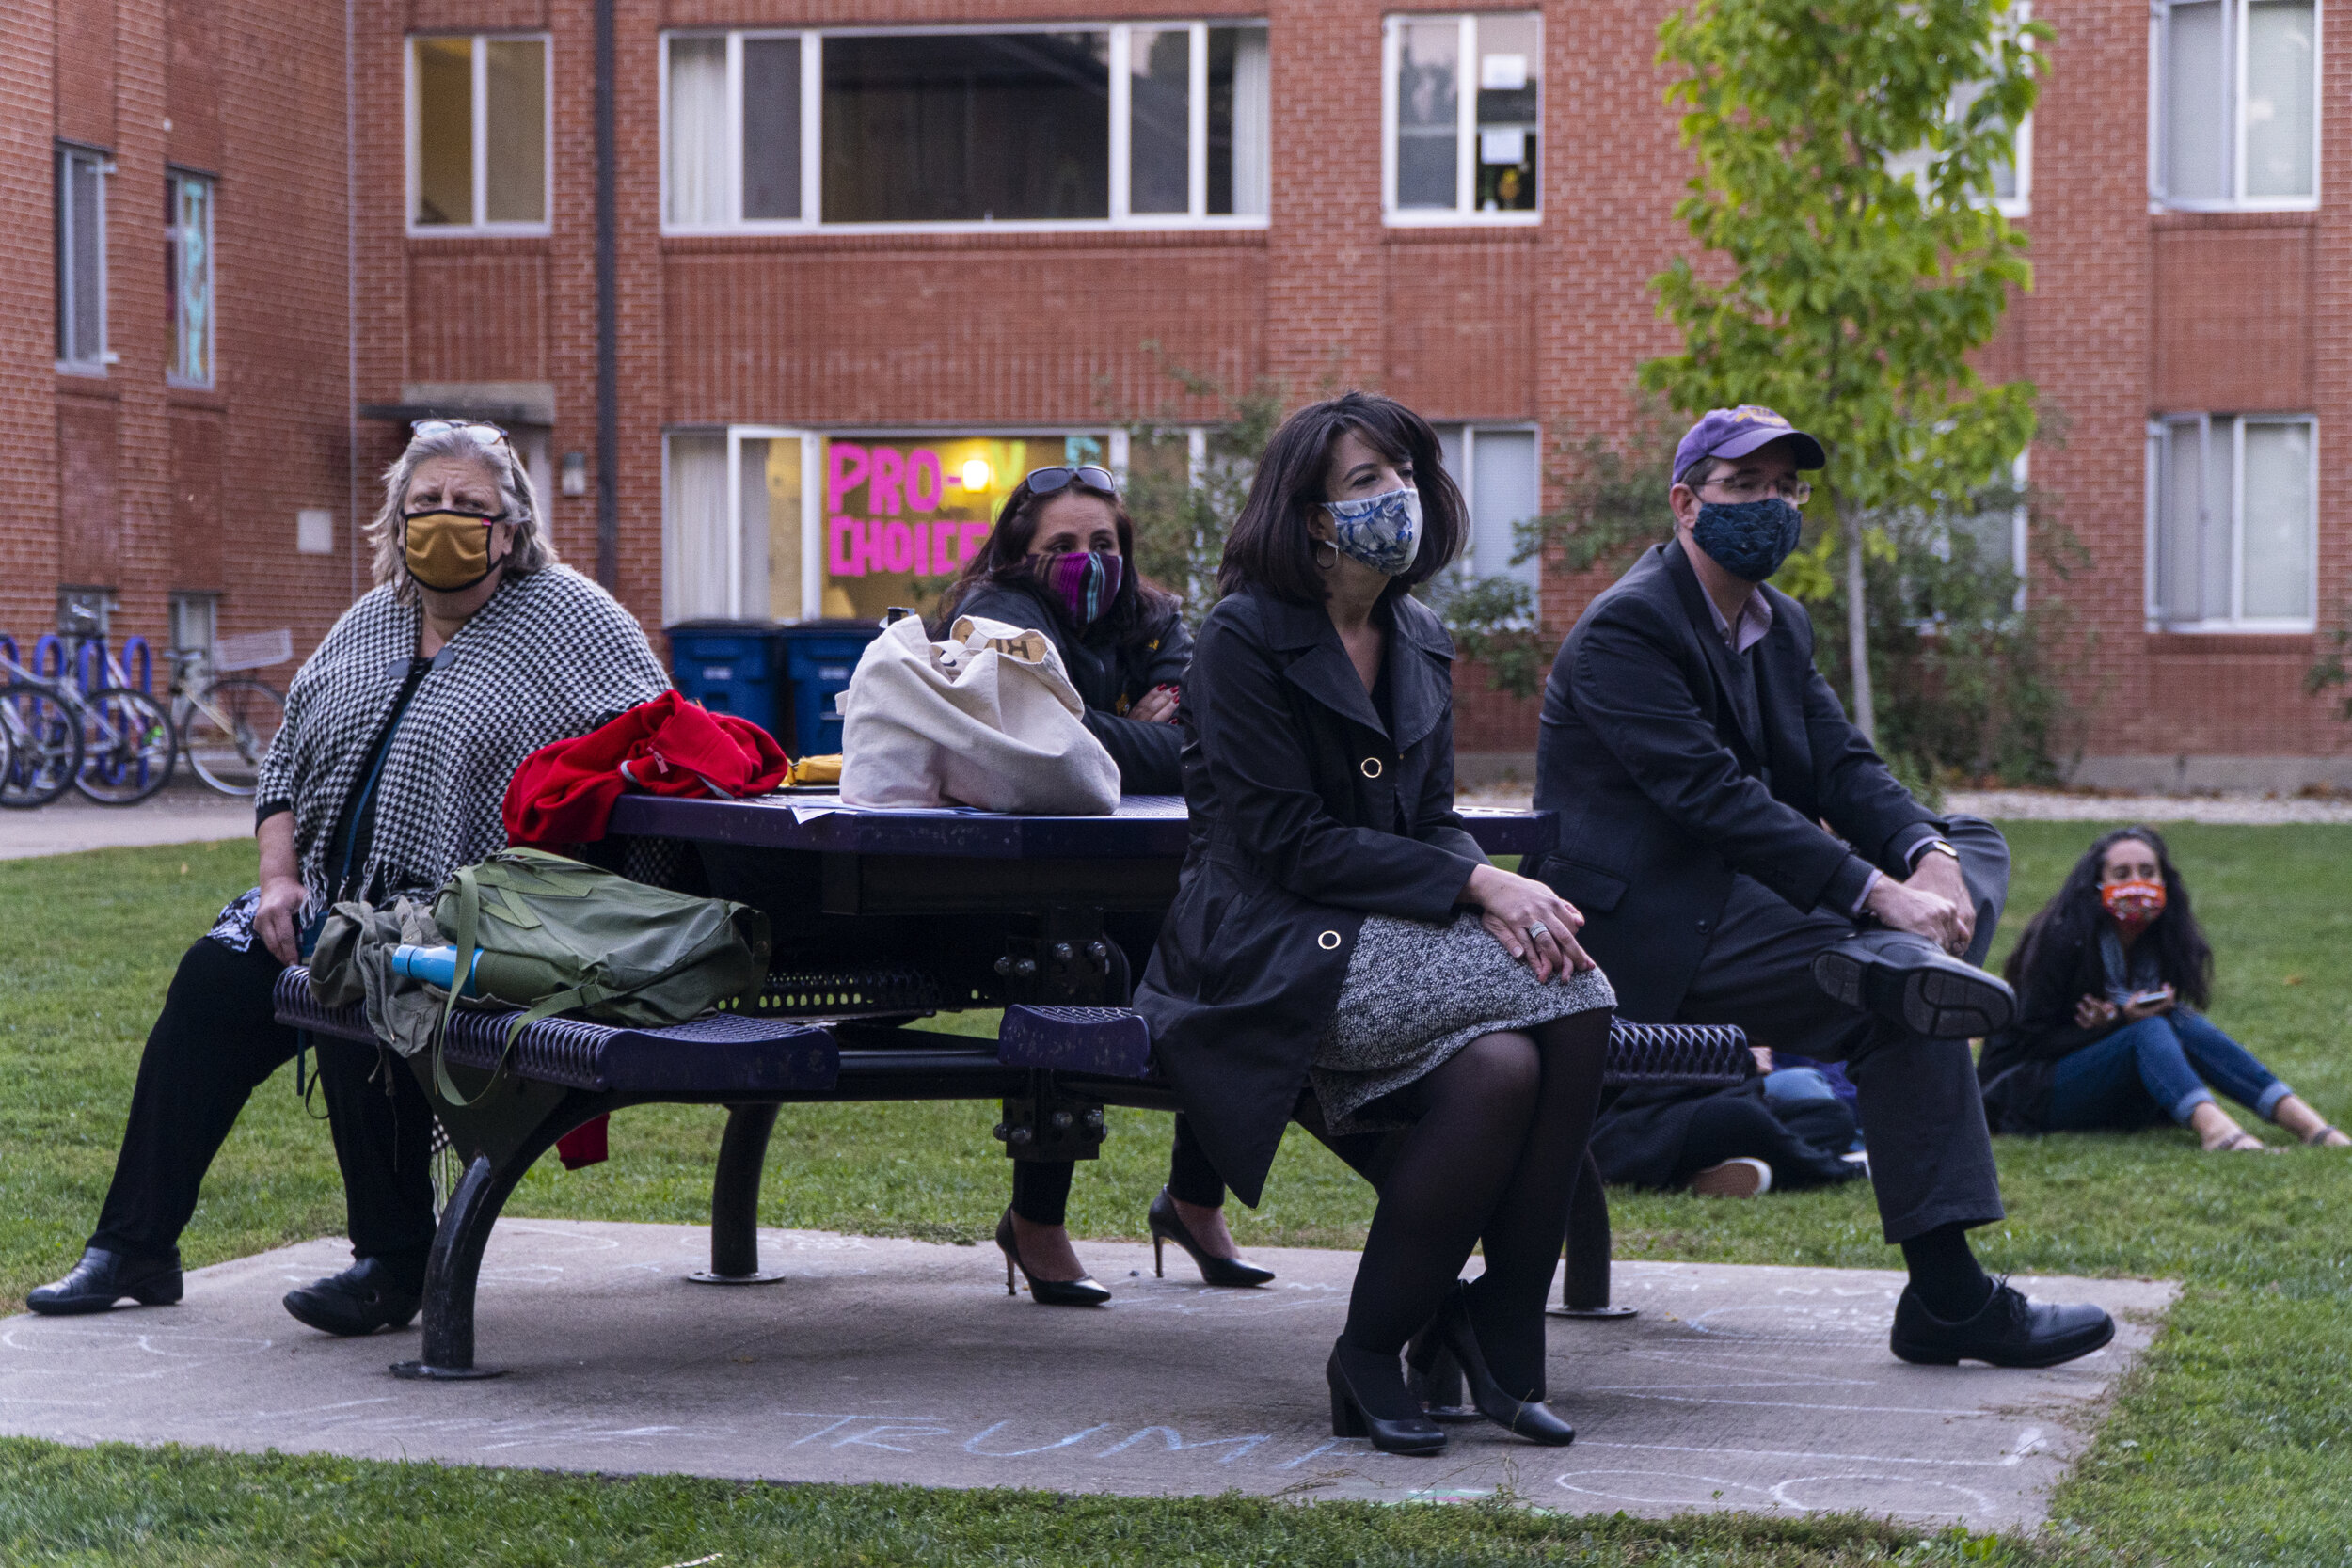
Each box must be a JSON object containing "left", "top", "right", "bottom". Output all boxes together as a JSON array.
[
  {"left": 1890, "top": 1279, "right": 2115, "bottom": 1369},
  {"left": 282, "top": 1258, "right": 423, "bottom": 1337},
  {"left": 1408, "top": 1281, "right": 1575, "bottom": 1446},
  {"left": 1147, "top": 1189, "right": 1276, "bottom": 1287},
  {"left": 993, "top": 1210, "right": 1113, "bottom": 1307},
  {"left": 1327, "top": 1338, "right": 1446, "bottom": 1455},
  {"left": 1813, "top": 935, "right": 2016, "bottom": 1037},
  {"left": 26, "top": 1247, "right": 183, "bottom": 1315}
]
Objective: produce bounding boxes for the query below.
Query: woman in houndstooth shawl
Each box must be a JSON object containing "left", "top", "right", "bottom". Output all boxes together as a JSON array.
[{"left": 27, "top": 422, "right": 670, "bottom": 1335}]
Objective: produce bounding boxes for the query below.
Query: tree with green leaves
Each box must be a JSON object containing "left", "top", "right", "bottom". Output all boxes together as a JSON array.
[{"left": 1642, "top": 0, "right": 2046, "bottom": 742}]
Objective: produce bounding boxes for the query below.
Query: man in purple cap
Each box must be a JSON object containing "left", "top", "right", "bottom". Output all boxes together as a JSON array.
[{"left": 1532, "top": 404, "right": 2112, "bottom": 1369}]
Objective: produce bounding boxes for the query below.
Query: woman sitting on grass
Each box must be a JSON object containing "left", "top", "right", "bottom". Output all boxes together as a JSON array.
[{"left": 1979, "top": 826, "right": 2347, "bottom": 1150}]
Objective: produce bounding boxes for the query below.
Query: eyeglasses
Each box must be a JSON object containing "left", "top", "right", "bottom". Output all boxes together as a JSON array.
[
  {"left": 1025, "top": 465, "right": 1118, "bottom": 497},
  {"left": 410, "top": 419, "right": 513, "bottom": 451},
  {"left": 1695, "top": 471, "right": 1812, "bottom": 506}
]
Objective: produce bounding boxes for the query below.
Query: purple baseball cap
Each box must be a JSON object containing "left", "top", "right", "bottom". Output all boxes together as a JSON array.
[{"left": 1672, "top": 405, "right": 1827, "bottom": 484}]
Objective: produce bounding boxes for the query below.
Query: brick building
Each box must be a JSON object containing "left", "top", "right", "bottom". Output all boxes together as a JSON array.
[{"left": 8, "top": 0, "right": 2348, "bottom": 787}]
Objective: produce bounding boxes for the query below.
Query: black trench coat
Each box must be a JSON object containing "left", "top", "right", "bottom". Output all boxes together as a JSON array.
[{"left": 1135, "top": 583, "right": 1488, "bottom": 1206}]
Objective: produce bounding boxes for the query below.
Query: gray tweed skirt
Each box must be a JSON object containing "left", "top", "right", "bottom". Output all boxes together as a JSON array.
[{"left": 1310, "top": 911, "right": 1617, "bottom": 1133}]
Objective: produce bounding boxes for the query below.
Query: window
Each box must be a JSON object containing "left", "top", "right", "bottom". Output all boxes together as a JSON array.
[
  {"left": 2147, "top": 415, "right": 2316, "bottom": 629},
  {"left": 662, "top": 431, "right": 1114, "bottom": 623},
  {"left": 1883, "top": 7, "right": 2033, "bottom": 220},
  {"left": 409, "top": 35, "right": 550, "bottom": 230},
  {"left": 2152, "top": 0, "right": 2318, "bottom": 208},
  {"left": 56, "top": 144, "right": 108, "bottom": 372},
  {"left": 660, "top": 25, "right": 1269, "bottom": 231},
  {"left": 1384, "top": 13, "right": 1539, "bottom": 223},
  {"left": 166, "top": 172, "right": 214, "bottom": 387},
  {"left": 1434, "top": 425, "right": 1540, "bottom": 596}
]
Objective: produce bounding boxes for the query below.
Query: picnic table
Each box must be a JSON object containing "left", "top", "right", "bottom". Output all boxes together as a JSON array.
[{"left": 273, "top": 793, "right": 1750, "bottom": 1380}]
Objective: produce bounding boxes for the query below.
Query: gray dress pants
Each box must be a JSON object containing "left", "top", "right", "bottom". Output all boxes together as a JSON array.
[{"left": 1671, "top": 815, "right": 2010, "bottom": 1243}]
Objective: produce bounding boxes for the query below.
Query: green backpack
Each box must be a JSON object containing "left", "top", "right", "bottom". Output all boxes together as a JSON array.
[{"left": 431, "top": 847, "right": 771, "bottom": 1103}]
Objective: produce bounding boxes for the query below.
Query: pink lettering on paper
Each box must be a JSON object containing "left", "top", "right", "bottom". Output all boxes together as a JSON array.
[
  {"left": 827, "top": 515, "right": 866, "bottom": 577},
  {"left": 882, "top": 521, "right": 915, "bottom": 574},
  {"left": 862, "top": 519, "right": 891, "bottom": 574},
  {"left": 958, "top": 521, "right": 993, "bottom": 565},
  {"left": 930, "top": 521, "right": 961, "bottom": 575},
  {"left": 868, "top": 447, "right": 905, "bottom": 515},
  {"left": 826, "top": 444, "right": 870, "bottom": 515},
  {"left": 907, "top": 450, "right": 943, "bottom": 513}
]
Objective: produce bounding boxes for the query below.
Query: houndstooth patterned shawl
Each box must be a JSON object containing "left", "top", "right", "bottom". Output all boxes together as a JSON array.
[{"left": 255, "top": 566, "right": 670, "bottom": 909}]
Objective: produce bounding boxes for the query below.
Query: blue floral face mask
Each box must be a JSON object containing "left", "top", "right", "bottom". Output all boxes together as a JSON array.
[{"left": 1323, "top": 487, "right": 1423, "bottom": 577}]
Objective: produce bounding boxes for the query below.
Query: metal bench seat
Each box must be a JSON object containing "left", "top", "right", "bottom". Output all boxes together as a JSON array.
[{"left": 271, "top": 970, "right": 838, "bottom": 1095}]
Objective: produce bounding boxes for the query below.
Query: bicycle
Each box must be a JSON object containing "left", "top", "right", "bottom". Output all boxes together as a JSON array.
[
  {"left": 0, "top": 638, "right": 87, "bottom": 808},
  {"left": 169, "top": 647, "right": 286, "bottom": 797},
  {"left": 0, "top": 635, "right": 177, "bottom": 806}
]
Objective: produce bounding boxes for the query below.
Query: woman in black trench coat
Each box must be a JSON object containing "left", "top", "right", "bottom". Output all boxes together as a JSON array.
[{"left": 1136, "top": 392, "right": 1616, "bottom": 1455}]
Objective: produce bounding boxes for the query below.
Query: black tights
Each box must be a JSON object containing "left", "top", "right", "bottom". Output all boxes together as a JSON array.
[
  {"left": 1009, "top": 1115, "right": 1222, "bottom": 1226},
  {"left": 1338, "top": 1008, "right": 1612, "bottom": 1398}
]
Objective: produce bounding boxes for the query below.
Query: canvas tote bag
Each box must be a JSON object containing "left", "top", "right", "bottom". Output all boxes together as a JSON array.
[{"left": 838, "top": 613, "right": 1120, "bottom": 815}]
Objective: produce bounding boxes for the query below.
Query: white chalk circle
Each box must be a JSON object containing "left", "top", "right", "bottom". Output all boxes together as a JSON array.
[
  {"left": 1552, "top": 1468, "right": 1784, "bottom": 1509},
  {"left": 1770, "top": 1473, "right": 1994, "bottom": 1519}
]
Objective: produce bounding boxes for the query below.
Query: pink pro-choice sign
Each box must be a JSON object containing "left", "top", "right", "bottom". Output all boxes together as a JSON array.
[{"left": 825, "top": 441, "right": 993, "bottom": 577}]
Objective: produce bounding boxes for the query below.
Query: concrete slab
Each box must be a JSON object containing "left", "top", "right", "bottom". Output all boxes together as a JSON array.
[{"left": 0, "top": 1221, "right": 2174, "bottom": 1527}]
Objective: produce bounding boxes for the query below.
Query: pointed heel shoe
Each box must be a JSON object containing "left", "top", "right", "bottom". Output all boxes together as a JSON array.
[
  {"left": 1326, "top": 1339, "right": 1446, "bottom": 1456},
  {"left": 1410, "top": 1282, "right": 1576, "bottom": 1447},
  {"left": 993, "top": 1209, "right": 1112, "bottom": 1307},
  {"left": 1147, "top": 1189, "right": 1276, "bottom": 1287}
]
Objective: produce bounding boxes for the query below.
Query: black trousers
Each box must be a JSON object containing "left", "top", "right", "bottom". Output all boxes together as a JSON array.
[
  {"left": 1009, "top": 1114, "right": 1224, "bottom": 1225},
  {"left": 1672, "top": 816, "right": 2010, "bottom": 1243},
  {"left": 88, "top": 936, "right": 440, "bottom": 1278}
]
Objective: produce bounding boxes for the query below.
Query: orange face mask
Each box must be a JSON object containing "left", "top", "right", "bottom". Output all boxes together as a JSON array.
[
  {"left": 2100, "top": 878, "right": 2166, "bottom": 934},
  {"left": 403, "top": 510, "right": 502, "bottom": 593}
]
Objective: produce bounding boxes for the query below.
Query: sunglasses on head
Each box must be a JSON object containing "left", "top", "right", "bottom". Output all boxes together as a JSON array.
[
  {"left": 1025, "top": 465, "right": 1117, "bottom": 497},
  {"left": 411, "top": 419, "right": 513, "bottom": 451}
]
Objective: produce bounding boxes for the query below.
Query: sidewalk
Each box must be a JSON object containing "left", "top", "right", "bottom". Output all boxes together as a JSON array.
[{"left": 0, "top": 788, "right": 256, "bottom": 861}]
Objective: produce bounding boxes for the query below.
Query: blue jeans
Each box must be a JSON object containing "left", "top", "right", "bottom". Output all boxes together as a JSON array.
[{"left": 2043, "top": 1011, "right": 2293, "bottom": 1130}]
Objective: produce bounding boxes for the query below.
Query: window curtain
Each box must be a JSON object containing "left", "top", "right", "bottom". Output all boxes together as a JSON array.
[
  {"left": 2240, "top": 421, "right": 2312, "bottom": 619},
  {"left": 667, "top": 38, "right": 730, "bottom": 225},
  {"left": 738, "top": 439, "right": 771, "bottom": 622},
  {"left": 1470, "top": 430, "right": 1538, "bottom": 589},
  {"left": 664, "top": 434, "right": 731, "bottom": 625},
  {"left": 2162, "top": 2, "right": 2229, "bottom": 201},
  {"left": 1231, "top": 29, "right": 1271, "bottom": 216},
  {"left": 2243, "top": 0, "right": 2315, "bottom": 199}
]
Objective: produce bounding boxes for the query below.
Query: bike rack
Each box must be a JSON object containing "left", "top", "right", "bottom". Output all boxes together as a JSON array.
[
  {"left": 119, "top": 636, "right": 152, "bottom": 694},
  {"left": 32, "top": 636, "right": 65, "bottom": 683}
]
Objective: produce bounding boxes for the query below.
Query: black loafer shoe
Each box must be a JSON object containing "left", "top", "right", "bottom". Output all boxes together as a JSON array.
[
  {"left": 1813, "top": 937, "right": 2016, "bottom": 1038},
  {"left": 26, "top": 1247, "right": 183, "bottom": 1315},
  {"left": 282, "top": 1258, "right": 423, "bottom": 1337},
  {"left": 1890, "top": 1279, "right": 2115, "bottom": 1369}
]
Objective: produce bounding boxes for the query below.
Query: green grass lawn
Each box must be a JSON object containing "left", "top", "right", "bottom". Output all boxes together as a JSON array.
[{"left": 1, "top": 823, "right": 2346, "bottom": 1564}]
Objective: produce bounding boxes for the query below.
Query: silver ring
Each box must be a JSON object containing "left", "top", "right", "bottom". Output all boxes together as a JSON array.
[{"left": 1528, "top": 925, "right": 1548, "bottom": 942}]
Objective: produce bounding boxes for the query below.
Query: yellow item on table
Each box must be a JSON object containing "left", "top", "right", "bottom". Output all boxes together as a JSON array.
[{"left": 788, "top": 753, "right": 843, "bottom": 786}]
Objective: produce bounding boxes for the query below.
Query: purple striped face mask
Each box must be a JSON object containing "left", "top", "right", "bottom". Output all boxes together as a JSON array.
[{"left": 1033, "top": 549, "right": 1124, "bottom": 625}]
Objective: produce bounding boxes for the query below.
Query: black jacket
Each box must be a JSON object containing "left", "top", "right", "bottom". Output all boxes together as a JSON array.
[
  {"left": 1136, "top": 584, "right": 1486, "bottom": 1204},
  {"left": 952, "top": 580, "right": 1193, "bottom": 794},
  {"left": 1534, "top": 540, "right": 1940, "bottom": 1022},
  {"left": 1977, "top": 926, "right": 2128, "bottom": 1132}
]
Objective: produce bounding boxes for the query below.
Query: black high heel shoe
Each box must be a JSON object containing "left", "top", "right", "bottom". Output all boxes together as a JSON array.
[
  {"left": 1327, "top": 1338, "right": 1446, "bottom": 1456},
  {"left": 1407, "top": 1281, "right": 1576, "bottom": 1447},
  {"left": 1147, "top": 1189, "right": 1276, "bottom": 1287},
  {"left": 994, "top": 1209, "right": 1112, "bottom": 1307}
]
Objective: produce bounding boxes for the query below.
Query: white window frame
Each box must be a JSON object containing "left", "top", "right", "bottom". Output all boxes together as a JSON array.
[
  {"left": 166, "top": 168, "right": 215, "bottom": 388},
  {"left": 1433, "top": 423, "right": 1542, "bottom": 627},
  {"left": 405, "top": 32, "right": 554, "bottom": 237},
  {"left": 659, "top": 24, "right": 1272, "bottom": 236},
  {"left": 2144, "top": 413, "right": 2319, "bottom": 632},
  {"left": 663, "top": 426, "right": 825, "bottom": 623},
  {"left": 56, "top": 143, "right": 112, "bottom": 375},
  {"left": 1380, "top": 13, "right": 1542, "bottom": 228},
  {"left": 2148, "top": 0, "right": 2322, "bottom": 212}
]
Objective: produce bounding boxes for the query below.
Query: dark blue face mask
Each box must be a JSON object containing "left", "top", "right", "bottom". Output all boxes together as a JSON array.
[{"left": 1692, "top": 497, "right": 1804, "bottom": 583}]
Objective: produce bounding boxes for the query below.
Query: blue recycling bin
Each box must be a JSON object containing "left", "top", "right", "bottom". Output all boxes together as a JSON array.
[
  {"left": 664, "top": 622, "right": 787, "bottom": 741},
  {"left": 778, "top": 623, "right": 883, "bottom": 758}
]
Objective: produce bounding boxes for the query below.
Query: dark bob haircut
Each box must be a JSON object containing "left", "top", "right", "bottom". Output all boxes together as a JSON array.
[
  {"left": 932, "top": 469, "right": 1178, "bottom": 648},
  {"left": 1217, "top": 391, "right": 1468, "bottom": 604}
]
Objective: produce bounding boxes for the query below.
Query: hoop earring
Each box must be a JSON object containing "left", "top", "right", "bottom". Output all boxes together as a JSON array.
[{"left": 1312, "top": 539, "right": 1340, "bottom": 569}]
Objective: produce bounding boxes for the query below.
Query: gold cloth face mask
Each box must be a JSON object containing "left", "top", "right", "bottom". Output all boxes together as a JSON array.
[{"left": 403, "top": 511, "right": 502, "bottom": 592}]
